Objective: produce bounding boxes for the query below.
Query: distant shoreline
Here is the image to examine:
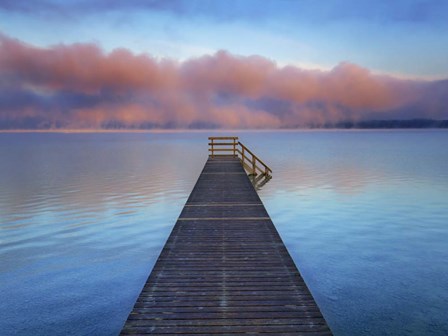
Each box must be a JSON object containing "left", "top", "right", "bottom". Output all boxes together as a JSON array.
[
  {"left": 0, "top": 119, "right": 447, "bottom": 132},
  {"left": 321, "top": 119, "right": 448, "bottom": 129}
]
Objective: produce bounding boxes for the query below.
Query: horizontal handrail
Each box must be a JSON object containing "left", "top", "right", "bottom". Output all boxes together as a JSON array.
[
  {"left": 208, "top": 142, "right": 236, "bottom": 146},
  {"left": 208, "top": 136, "right": 238, "bottom": 140},
  {"left": 208, "top": 148, "right": 235, "bottom": 152},
  {"left": 208, "top": 136, "right": 272, "bottom": 177}
]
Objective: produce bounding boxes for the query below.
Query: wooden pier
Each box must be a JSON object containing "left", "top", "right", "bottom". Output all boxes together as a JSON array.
[{"left": 121, "top": 137, "right": 332, "bottom": 335}]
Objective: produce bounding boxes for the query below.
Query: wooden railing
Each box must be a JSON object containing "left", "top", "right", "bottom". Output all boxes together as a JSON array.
[
  {"left": 209, "top": 136, "right": 239, "bottom": 157},
  {"left": 209, "top": 136, "right": 272, "bottom": 177},
  {"left": 237, "top": 141, "right": 272, "bottom": 177}
]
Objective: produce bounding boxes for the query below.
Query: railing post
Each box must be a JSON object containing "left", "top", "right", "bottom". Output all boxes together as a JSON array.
[
  {"left": 232, "top": 138, "right": 236, "bottom": 157},
  {"left": 252, "top": 155, "right": 256, "bottom": 175},
  {"left": 211, "top": 138, "right": 214, "bottom": 158},
  {"left": 241, "top": 146, "right": 245, "bottom": 164}
]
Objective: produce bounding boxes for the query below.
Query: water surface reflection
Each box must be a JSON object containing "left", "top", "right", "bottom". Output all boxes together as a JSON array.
[
  {"left": 0, "top": 132, "right": 206, "bottom": 335},
  {"left": 1, "top": 130, "right": 447, "bottom": 335}
]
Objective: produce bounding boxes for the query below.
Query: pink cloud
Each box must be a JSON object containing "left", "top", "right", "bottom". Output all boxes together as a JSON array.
[{"left": 0, "top": 32, "right": 446, "bottom": 129}]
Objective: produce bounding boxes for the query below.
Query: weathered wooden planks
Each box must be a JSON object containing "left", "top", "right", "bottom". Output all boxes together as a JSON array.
[{"left": 121, "top": 156, "right": 332, "bottom": 335}]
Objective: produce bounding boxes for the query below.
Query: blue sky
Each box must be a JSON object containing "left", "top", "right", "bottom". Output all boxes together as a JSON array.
[{"left": 1, "top": 0, "right": 447, "bottom": 78}]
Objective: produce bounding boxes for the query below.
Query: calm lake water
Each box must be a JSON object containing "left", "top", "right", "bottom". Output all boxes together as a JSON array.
[{"left": 1, "top": 130, "right": 447, "bottom": 335}]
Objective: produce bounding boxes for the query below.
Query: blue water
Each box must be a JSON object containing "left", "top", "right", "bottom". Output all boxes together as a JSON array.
[{"left": 0, "top": 130, "right": 447, "bottom": 335}]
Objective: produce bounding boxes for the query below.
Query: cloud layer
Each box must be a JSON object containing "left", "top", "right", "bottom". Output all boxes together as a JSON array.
[{"left": 0, "top": 33, "right": 447, "bottom": 129}]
